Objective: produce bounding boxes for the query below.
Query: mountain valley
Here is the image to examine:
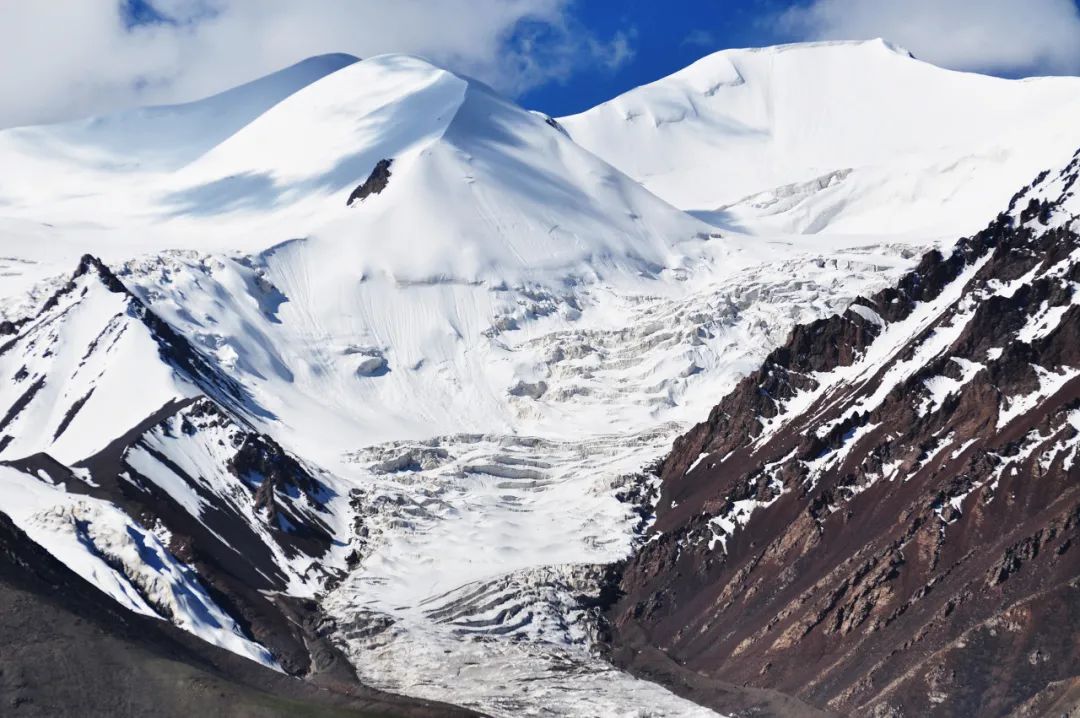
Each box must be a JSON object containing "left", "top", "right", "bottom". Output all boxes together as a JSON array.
[{"left": 0, "top": 39, "right": 1077, "bottom": 717}]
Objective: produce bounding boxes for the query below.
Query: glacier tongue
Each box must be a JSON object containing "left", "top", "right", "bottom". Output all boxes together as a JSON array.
[
  {"left": 2, "top": 42, "right": 1073, "bottom": 717},
  {"left": 322, "top": 429, "right": 723, "bottom": 717}
]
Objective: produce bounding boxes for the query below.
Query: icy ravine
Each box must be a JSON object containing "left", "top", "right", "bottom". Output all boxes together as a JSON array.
[
  {"left": 1, "top": 43, "right": 1075, "bottom": 717},
  {"left": 324, "top": 429, "right": 720, "bottom": 717},
  {"left": 100, "top": 231, "right": 915, "bottom": 716}
]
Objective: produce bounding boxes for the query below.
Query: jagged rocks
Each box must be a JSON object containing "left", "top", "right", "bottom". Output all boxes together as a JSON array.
[
  {"left": 347, "top": 158, "right": 393, "bottom": 205},
  {"left": 0, "top": 511, "right": 473, "bottom": 717},
  {"left": 607, "top": 156, "right": 1080, "bottom": 717}
]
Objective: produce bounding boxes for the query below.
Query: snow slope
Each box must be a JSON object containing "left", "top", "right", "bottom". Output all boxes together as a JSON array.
[
  {"left": 0, "top": 53, "right": 708, "bottom": 300},
  {"left": 0, "top": 52, "right": 734, "bottom": 715},
  {"left": 2, "top": 53, "right": 358, "bottom": 167},
  {"left": 0, "top": 44, "right": 1077, "bottom": 717},
  {"left": 560, "top": 39, "right": 1080, "bottom": 236},
  {"left": 0, "top": 464, "right": 278, "bottom": 667},
  {"left": 0, "top": 256, "right": 200, "bottom": 463}
]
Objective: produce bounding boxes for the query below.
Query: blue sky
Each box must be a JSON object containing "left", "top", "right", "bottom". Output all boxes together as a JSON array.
[
  {"left": 1, "top": 0, "right": 1079, "bottom": 128},
  {"left": 517, "top": 0, "right": 788, "bottom": 115},
  {"left": 516, "top": 0, "right": 1080, "bottom": 116}
]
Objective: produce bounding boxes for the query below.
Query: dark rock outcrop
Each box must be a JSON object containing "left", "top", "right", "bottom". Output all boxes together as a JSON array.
[
  {"left": 0, "top": 511, "right": 475, "bottom": 717},
  {"left": 608, "top": 153, "right": 1080, "bottom": 717},
  {"left": 347, "top": 159, "right": 393, "bottom": 206}
]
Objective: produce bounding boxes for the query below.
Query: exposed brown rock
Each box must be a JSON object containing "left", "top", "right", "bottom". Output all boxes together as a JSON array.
[{"left": 608, "top": 156, "right": 1080, "bottom": 717}]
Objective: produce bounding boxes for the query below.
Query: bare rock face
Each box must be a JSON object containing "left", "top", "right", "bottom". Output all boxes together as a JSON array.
[
  {"left": 508, "top": 379, "right": 549, "bottom": 399},
  {"left": 0, "top": 511, "right": 476, "bottom": 718},
  {"left": 609, "top": 151, "right": 1080, "bottom": 717},
  {"left": 0, "top": 257, "right": 345, "bottom": 678},
  {"left": 347, "top": 158, "right": 393, "bottom": 206}
]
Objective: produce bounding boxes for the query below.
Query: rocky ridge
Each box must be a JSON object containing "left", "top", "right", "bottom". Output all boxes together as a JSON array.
[{"left": 609, "top": 149, "right": 1080, "bottom": 717}]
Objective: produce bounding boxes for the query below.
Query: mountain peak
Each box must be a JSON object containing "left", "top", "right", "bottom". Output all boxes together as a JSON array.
[
  {"left": 560, "top": 41, "right": 1080, "bottom": 236},
  {"left": 717, "top": 37, "right": 913, "bottom": 59},
  {"left": 5, "top": 52, "right": 361, "bottom": 169},
  {"left": 609, "top": 152, "right": 1080, "bottom": 717},
  {"left": 0, "top": 48, "right": 707, "bottom": 289}
]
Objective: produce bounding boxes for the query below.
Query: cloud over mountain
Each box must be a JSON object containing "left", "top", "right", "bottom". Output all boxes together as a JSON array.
[
  {"left": 0, "top": 0, "right": 632, "bottom": 128},
  {"left": 780, "top": 0, "right": 1080, "bottom": 77}
]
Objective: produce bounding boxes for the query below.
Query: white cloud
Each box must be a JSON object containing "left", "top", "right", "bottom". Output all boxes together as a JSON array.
[
  {"left": 0, "top": 0, "right": 634, "bottom": 128},
  {"left": 595, "top": 29, "right": 637, "bottom": 70},
  {"left": 780, "top": 0, "right": 1080, "bottom": 76}
]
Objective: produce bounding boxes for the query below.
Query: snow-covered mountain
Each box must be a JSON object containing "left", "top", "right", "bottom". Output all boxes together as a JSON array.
[
  {"left": 0, "top": 41, "right": 1077, "bottom": 717},
  {"left": 560, "top": 39, "right": 1080, "bottom": 237},
  {"left": 611, "top": 147, "right": 1080, "bottom": 718},
  {"left": 0, "top": 53, "right": 705, "bottom": 293}
]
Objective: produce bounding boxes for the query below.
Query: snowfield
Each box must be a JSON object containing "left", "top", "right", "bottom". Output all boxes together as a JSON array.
[
  {"left": 560, "top": 39, "right": 1080, "bottom": 237},
  {"left": 0, "top": 41, "right": 1077, "bottom": 717}
]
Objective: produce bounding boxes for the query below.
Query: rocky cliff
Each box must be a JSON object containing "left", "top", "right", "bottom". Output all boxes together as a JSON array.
[{"left": 609, "top": 151, "right": 1080, "bottom": 717}]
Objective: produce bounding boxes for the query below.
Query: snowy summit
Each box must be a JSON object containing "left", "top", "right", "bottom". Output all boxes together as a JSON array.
[{"left": 1, "top": 35, "right": 1079, "bottom": 718}]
